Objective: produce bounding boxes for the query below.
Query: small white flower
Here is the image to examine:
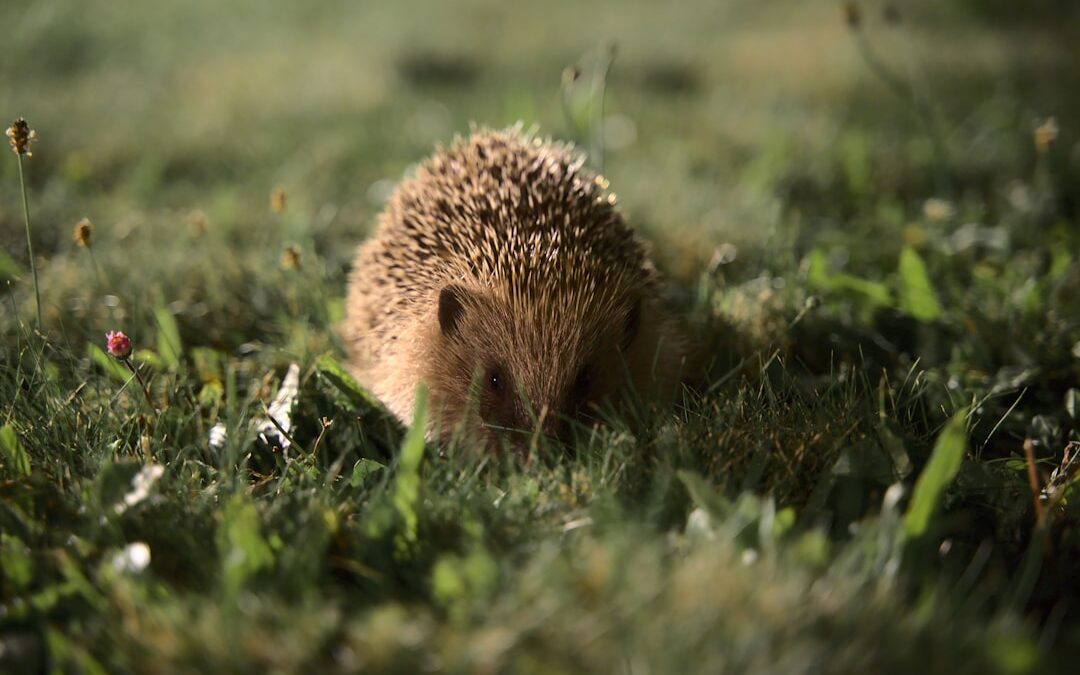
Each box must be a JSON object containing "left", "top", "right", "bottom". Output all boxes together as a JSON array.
[
  {"left": 208, "top": 363, "right": 300, "bottom": 452},
  {"left": 258, "top": 363, "right": 300, "bottom": 450},
  {"left": 208, "top": 423, "right": 228, "bottom": 450},
  {"left": 115, "top": 464, "right": 164, "bottom": 514},
  {"left": 112, "top": 542, "right": 151, "bottom": 573}
]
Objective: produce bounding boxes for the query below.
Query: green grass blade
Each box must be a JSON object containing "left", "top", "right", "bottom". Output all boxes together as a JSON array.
[
  {"left": 154, "top": 303, "right": 183, "bottom": 369},
  {"left": 0, "top": 424, "right": 31, "bottom": 477},
  {"left": 806, "top": 248, "right": 892, "bottom": 310},
  {"left": 677, "top": 469, "right": 728, "bottom": 519},
  {"left": 898, "top": 247, "right": 942, "bottom": 321},
  {"left": 88, "top": 344, "right": 131, "bottom": 383},
  {"left": 904, "top": 412, "right": 968, "bottom": 538},
  {"left": 218, "top": 496, "right": 274, "bottom": 597},
  {"left": 393, "top": 385, "right": 428, "bottom": 549},
  {"left": 349, "top": 458, "right": 386, "bottom": 487},
  {"left": 0, "top": 249, "right": 22, "bottom": 284},
  {"left": 315, "top": 354, "right": 384, "bottom": 409}
]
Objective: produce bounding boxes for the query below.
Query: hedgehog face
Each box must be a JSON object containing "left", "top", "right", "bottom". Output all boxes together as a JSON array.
[{"left": 425, "top": 282, "right": 644, "bottom": 450}]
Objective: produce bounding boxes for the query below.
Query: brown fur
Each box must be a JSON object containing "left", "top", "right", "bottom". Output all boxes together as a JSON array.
[{"left": 343, "top": 127, "right": 685, "bottom": 448}]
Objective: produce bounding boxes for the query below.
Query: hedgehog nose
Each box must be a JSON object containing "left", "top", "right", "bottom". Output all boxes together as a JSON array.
[
  {"left": 535, "top": 405, "right": 569, "bottom": 443},
  {"left": 542, "top": 415, "right": 564, "bottom": 439}
]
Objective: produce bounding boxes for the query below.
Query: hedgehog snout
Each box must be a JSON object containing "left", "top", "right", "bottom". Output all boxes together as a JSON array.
[{"left": 544, "top": 415, "right": 572, "bottom": 445}]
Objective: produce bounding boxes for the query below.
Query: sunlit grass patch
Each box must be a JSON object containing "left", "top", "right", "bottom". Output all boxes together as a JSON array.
[{"left": 2, "top": 0, "right": 1080, "bottom": 672}]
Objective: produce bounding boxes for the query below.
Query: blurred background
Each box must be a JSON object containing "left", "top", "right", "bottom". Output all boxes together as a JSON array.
[{"left": 3, "top": 0, "right": 1078, "bottom": 267}]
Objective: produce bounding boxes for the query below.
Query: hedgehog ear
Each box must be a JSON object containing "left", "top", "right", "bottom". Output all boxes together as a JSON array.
[
  {"left": 621, "top": 297, "right": 642, "bottom": 351},
  {"left": 438, "top": 285, "right": 468, "bottom": 339}
]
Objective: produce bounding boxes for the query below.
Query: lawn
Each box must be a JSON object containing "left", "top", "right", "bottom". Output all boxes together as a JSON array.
[{"left": 2, "top": 0, "right": 1080, "bottom": 672}]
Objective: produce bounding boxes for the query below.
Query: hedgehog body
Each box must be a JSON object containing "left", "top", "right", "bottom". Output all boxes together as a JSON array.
[{"left": 343, "top": 127, "right": 683, "bottom": 448}]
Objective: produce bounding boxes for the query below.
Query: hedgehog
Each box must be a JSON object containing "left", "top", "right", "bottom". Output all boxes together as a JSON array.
[{"left": 343, "top": 127, "right": 685, "bottom": 450}]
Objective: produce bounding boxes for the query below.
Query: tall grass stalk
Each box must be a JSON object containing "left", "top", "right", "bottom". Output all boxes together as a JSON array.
[
  {"left": 16, "top": 155, "right": 42, "bottom": 330},
  {"left": 589, "top": 44, "right": 616, "bottom": 175},
  {"left": 559, "top": 45, "right": 616, "bottom": 174},
  {"left": 846, "top": 14, "right": 950, "bottom": 195}
]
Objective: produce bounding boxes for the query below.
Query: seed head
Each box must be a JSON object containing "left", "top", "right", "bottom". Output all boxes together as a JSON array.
[
  {"left": 562, "top": 65, "right": 582, "bottom": 87},
  {"left": 270, "top": 185, "right": 287, "bottom": 214},
  {"left": 280, "top": 244, "right": 301, "bottom": 270},
  {"left": 5, "top": 118, "right": 37, "bottom": 157},
  {"left": 883, "top": 4, "right": 902, "bottom": 26},
  {"left": 73, "top": 218, "right": 93, "bottom": 248},
  {"left": 843, "top": 2, "right": 862, "bottom": 30},
  {"left": 106, "top": 330, "right": 133, "bottom": 359},
  {"left": 1034, "top": 117, "right": 1059, "bottom": 155}
]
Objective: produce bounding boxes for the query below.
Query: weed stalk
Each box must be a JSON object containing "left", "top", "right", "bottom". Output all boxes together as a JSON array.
[
  {"left": 16, "top": 155, "right": 42, "bottom": 330},
  {"left": 122, "top": 356, "right": 156, "bottom": 410}
]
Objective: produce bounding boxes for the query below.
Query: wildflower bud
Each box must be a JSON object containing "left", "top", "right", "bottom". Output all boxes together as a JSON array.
[
  {"left": 1034, "top": 117, "right": 1058, "bottom": 155},
  {"left": 270, "top": 185, "right": 287, "bottom": 214},
  {"left": 73, "top": 218, "right": 93, "bottom": 248},
  {"left": 843, "top": 2, "right": 861, "bottom": 30},
  {"left": 106, "top": 330, "right": 133, "bottom": 359},
  {"left": 5, "top": 118, "right": 37, "bottom": 157},
  {"left": 280, "top": 244, "right": 301, "bottom": 270}
]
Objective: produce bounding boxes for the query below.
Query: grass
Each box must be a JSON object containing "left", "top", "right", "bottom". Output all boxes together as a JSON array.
[{"left": 2, "top": 0, "right": 1080, "bottom": 672}]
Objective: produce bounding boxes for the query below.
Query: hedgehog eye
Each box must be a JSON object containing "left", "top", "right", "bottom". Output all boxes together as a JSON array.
[{"left": 488, "top": 369, "right": 505, "bottom": 394}]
